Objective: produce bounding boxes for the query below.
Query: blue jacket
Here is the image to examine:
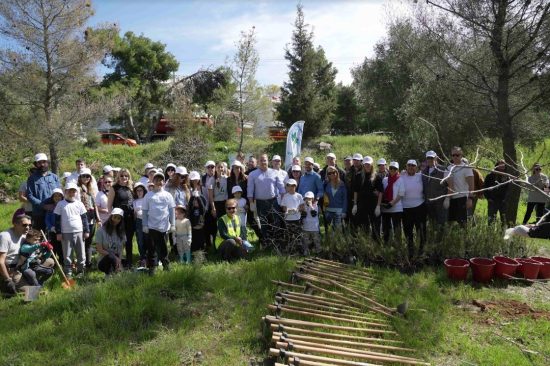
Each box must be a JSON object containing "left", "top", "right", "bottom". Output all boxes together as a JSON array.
[
  {"left": 26, "top": 172, "right": 60, "bottom": 215},
  {"left": 323, "top": 181, "right": 348, "bottom": 213},
  {"left": 298, "top": 171, "right": 324, "bottom": 200}
]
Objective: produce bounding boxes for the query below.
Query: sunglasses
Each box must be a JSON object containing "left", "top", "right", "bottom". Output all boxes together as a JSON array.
[
  {"left": 327, "top": 172, "right": 336, "bottom": 176},
  {"left": 535, "top": 168, "right": 541, "bottom": 171},
  {"left": 20, "top": 223, "right": 32, "bottom": 227},
  {"left": 452, "top": 154, "right": 462, "bottom": 157},
  {"left": 105, "top": 181, "right": 112, "bottom": 184},
  {"left": 119, "top": 175, "right": 129, "bottom": 178},
  {"left": 166, "top": 168, "right": 175, "bottom": 171},
  {"left": 389, "top": 167, "right": 398, "bottom": 170},
  {"left": 207, "top": 166, "right": 215, "bottom": 169},
  {"left": 226, "top": 206, "right": 236, "bottom": 210},
  {"left": 81, "top": 175, "right": 91, "bottom": 179}
]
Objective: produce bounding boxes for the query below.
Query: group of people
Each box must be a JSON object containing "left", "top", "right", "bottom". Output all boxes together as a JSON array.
[{"left": 1, "top": 147, "right": 549, "bottom": 296}]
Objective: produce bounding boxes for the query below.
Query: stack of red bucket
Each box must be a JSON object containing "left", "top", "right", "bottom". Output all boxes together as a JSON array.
[{"left": 444, "top": 256, "right": 550, "bottom": 282}]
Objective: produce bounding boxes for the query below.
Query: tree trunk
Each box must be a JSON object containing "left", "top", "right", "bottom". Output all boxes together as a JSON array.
[
  {"left": 238, "top": 117, "right": 244, "bottom": 154},
  {"left": 126, "top": 111, "right": 140, "bottom": 144},
  {"left": 48, "top": 142, "right": 59, "bottom": 175}
]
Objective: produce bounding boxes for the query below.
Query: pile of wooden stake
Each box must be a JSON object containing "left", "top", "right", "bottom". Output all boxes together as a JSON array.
[{"left": 262, "top": 257, "right": 430, "bottom": 366}]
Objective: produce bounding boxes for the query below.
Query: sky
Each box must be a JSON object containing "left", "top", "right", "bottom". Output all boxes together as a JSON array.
[{"left": 91, "top": 0, "right": 411, "bottom": 86}]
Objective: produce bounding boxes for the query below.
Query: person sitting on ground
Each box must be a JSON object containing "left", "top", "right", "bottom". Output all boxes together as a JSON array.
[
  {"left": 504, "top": 213, "right": 550, "bottom": 240},
  {"left": 216, "top": 199, "right": 253, "bottom": 261},
  {"left": 0, "top": 211, "right": 32, "bottom": 296},
  {"left": 174, "top": 205, "right": 192, "bottom": 264},
  {"left": 301, "top": 192, "right": 321, "bottom": 255},
  {"left": 95, "top": 208, "right": 126, "bottom": 277},
  {"left": 16, "top": 229, "right": 54, "bottom": 287}
]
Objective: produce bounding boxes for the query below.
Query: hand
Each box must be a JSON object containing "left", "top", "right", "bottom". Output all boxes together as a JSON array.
[
  {"left": 142, "top": 226, "right": 149, "bottom": 234},
  {"left": 352, "top": 204, "right": 358, "bottom": 216},
  {"left": 341, "top": 213, "right": 347, "bottom": 219},
  {"left": 49, "top": 227, "right": 56, "bottom": 234},
  {"left": 211, "top": 209, "right": 217, "bottom": 218},
  {"left": 115, "top": 257, "right": 122, "bottom": 271},
  {"left": 374, "top": 205, "right": 381, "bottom": 217},
  {"left": 169, "top": 225, "right": 176, "bottom": 233},
  {"left": 56, "top": 233, "right": 62, "bottom": 242},
  {"left": 3, "top": 278, "right": 17, "bottom": 294},
  {"left": 84, "top": 232, "right": 89, "bottom": 239},
  {"left": 250, "top": 202, "right": 256, "bottom": 212},
  {"left": 40, "top": 241, "right": 54, "bottom": 252},
  {"left": 382, "top": 202, "right": 393, "bottom": 210},
  {"left": 96, "top": 221, "right": 102, "bottom": 227},
  {"left": 443, "top": 197, "right": 450, "bottom": 210},
  {"left": 235, "top": 237, "right": 243, "bottom": 245},
  {"left": 466, "top": 198, "right": 473, "bottom": 209}
]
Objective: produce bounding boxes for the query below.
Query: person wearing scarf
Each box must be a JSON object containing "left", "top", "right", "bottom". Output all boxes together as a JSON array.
[{"left": 381, "top": 161, "right": 405, "bottom": 243}]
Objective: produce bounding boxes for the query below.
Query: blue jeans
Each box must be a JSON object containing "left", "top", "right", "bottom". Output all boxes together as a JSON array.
[
  {"left": 324, "top": 210, "right": 343, "bottom": 229},
  {"left": 135, "top": 218, "right": 146, "bottom": 260}
]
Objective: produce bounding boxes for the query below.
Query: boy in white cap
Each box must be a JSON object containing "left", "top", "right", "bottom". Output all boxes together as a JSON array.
[
  {"left": 142, "top": 172, "right": 176, "bottom": 273},
  {"left": 231, "top": 186, "right": 248, "bottom": 241},
  {"left": 302, "top": 191, "right": 321, "bottom": 255},
  {"left": 54, "top": 182, "right": 89, "bottom": 277},
  {"left": 281, "top": 179, "right": 304, "bottom": 251}
]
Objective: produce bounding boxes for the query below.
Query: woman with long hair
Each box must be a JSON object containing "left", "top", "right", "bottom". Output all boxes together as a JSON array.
[
  {"left": 175, "top": 167, "right": 191, "bottom": 206},
  {"left": 77, "top": 168, "right": 100, "bottom": 268},
  {"left": 95, "top": 208, "right": 126, "bottom": 277},
  {"left": 381, "top": 161, "right": 405, "bottom": 243},
  {"left": 353, "top": 157, "right": 383, "bottom": 239},
  {"left": 208, "top": 161, "right": 228, "bottom": 221},
  {"left": 227, "top": 160, "right": 248, "bottom": 199},
  {"left": 188, "top": 171, "right": 207, "bottom": 252},
  {"left": 323, "top": 165, "right": 348, "bottom": 230},
  {"left": 107, "top": 168, "right": 135, "bottom": 268},
  {"left": 132, "top": 182, "right": 148, "bottom": 267}
]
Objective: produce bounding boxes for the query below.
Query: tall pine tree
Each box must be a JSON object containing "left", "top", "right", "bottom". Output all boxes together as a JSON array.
[{"left": 277, "top": 5, "right": 337, "bottom": 140}]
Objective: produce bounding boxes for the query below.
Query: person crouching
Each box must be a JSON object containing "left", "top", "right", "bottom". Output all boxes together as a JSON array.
[
  {"left": 95, "top": 208, "right": 126, "bottom": 277},
  {"left": 216, "top": 199, "right": 253, "bottom": 261}
]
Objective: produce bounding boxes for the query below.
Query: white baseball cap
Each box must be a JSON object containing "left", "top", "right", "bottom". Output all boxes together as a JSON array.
[
  {"left": 406, "top": 159, "right": 417, "bottom": 166},
  {"left": 232, "top": 160, "right": 243, "bottom": 168},
  {"left": 153, "top": 171, "right": 165, "bottom": 180},
  {"left": 175, "top": 166, "right": 188, "bottom": 175},
  {"left": 313, "top": 163, "right": 320, "bottom": 169},
  {"left": 362, "top": 156, "right": 374, "bottom": 165},
  {"left": 426, "top": 150, "right": 437, "bottom": 158},
  {"left": 326, "top": 153, "right": 336, "bottom": 159},
  {"left": 52, "top": 188, "right": 64, "bottom": 196},
  {"left": 110, "top": 207, "right": 124, "bottom": 217},
  {"left": 166, "top": 163, "right": 176, "bottom": 170},
  {"left": 352, "top": 153, "right": 363, "bottom": 161},
  {"left": 377, "top": 158, "right": 387, "bottom": 165},
  {"left": 62, "top": 172, "right": 71, "bottom": 179},
  {"left": 144, "top": 163, "right": 154, "bottom": 170},
  {"left": 204, "top": 160, "right": 215, "bottom": 168},
  {"left": 389, "top": 161, "right": 399, "bottom": 169},
  {"left": 231, "top": 186, "right": 243, "bottom": 194},
  {"left": 272, "top": 155, "right": 282, "bottom": 161},
  {"left": 103, "top": 165, "right": 113, "bottom": 174},
  {"left": 189, "top": 171, "right": 200, "bottom": 181},
  {"left": 344, "top": 156, "right": 352, "bottom": 161},
  {"left": 304, "top": 191, "right": 314, "bottom": 199},
  {"left": 286, "top": 179, "right": 297, "bottom": 186},
  {"left": 65, "top": 182, "right": 78, "bottom": 191},
  {"left": 34, "top": 153, "right": 48, "bottom": 162},
  {"left": 133, "top": 182, "right": 146, "bottom": 191},
  {"left": 304, "top": 157, "right": 314, "bottom": 164},
  {"left": 292, "top": 165, "right": 301, "bottom": 172},
  {"left": 79, "top": 168, "right": 92, "bottom": 176}
]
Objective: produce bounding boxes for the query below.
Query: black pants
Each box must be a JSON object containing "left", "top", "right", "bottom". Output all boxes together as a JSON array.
[
  {"left": 191, "top": 227, "right": 205, "bottom": 252},
  {"left": 382, "top": 212, "right": 402, "bottom": 243},
  {"left": 488, "top": 199, "right": 506, "bottom": 225},
  {"left": 358, "top": 205, "right": 381, "bottom": 241},
  {"left": 31, "top": 213, "right": 46, "bottom": 232},
  {"left": 122, "top": 211, "right": 135, "bottom": 267},
  {"left": 98, "top": 253, "right": 119, "bottom": 275},
  {"left": 523, "top": 202, "right": 546, "bottom": 224},
  {"left": 448, "top": 197, "right": 467, "bottom": 225},
  {"left": 204, "top": 210, "right": 217, "bottom": 251},
  {"left": 402, "top": 203, "right": 427, "bottom": 257},
  {"left": 247, "top": 207, "right": 262, "bottom": 240},
  {"left": 147, "top": 229, "right": 169, "bottom": 268},
  {"left": 528, "top": 222, "right": 550, "bottom": 239},
  {"left": 23, "top": 263, "right": 54, "bottom": 286},
  {"left": 218, "top": 239, "right": 246, "bottom": 261}
]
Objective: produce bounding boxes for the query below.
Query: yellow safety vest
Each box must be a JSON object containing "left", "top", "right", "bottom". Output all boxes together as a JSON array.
[{"left": 218, "top": 214, "right": 241, "bottom": 248}]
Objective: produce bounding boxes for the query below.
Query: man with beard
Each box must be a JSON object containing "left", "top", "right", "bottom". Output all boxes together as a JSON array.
[{"left": 26, "top": 153, "right": 61, "bottom": 231}]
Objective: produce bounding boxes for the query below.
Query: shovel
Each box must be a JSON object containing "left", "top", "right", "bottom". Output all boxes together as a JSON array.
[{"left": 40, "top": 230, "right": 76, "bottom": 289}]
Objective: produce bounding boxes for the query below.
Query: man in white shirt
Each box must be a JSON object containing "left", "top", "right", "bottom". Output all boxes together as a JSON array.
[
  {"left": 401, "top": 160, "right": 426, "bottom": 258},
  {"left": 0, "top": 213, "right": 31, "bottom": 296},
  {"left": 446, "top": 147, "right": 474, "bottom": 226},
  {"left": 142, "top": 172, "right": 175, "bottom": 273}
]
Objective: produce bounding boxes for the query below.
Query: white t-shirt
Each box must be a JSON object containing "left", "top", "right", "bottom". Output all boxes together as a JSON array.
[
  {"left": 303, "top": 203, "right": 320, "bottom": 232},
  {"left": 53, "top": 199, "right": 87, "bottom": 233},
  {"left": 143, "top": 189, "right": 176, "bottom": 232},
  {"left": 236, "top": 197, "right": 248, "bottom": 226},
  {"left": 0, "top": 229, "right": 24, "bottom": 265},
  {"left": 281, "top": 192, "right": 303, "bottom": 221},
  {"left": 95, "top": 191, "right": 110, "bottom": 224},
  {"left": 382, "top": 176, "right": 405, "bottom": 213},
  {"left": 447, "top": 164, "right": 473, "bottom": 199},
  {"left": 95, "top": 226, "right": 125, "bottom": 261},
  {"left": 133, "top": 197, "right": 145, "bottom": 220},
  {"left": 210, "top": 176, "right": 228, "bottom": 202},
  {"left": 400, "top": 173, "right": 424, "bottom": 208}
]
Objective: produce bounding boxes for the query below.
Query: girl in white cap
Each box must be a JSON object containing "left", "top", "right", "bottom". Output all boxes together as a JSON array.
[
  {"left": 95, "top": 208, "right": 126, "bottom": 277},
  {"left": 281, "top": 179, "right": 304, "bottom": 252}
]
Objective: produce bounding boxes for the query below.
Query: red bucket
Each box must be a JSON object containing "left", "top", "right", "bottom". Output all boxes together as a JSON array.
[
  {"left": 530, "top": 256, "right": 550, "bottom": 279},
  {"left": 469, "top": 258, "right": 495, "bottom": 283},
  {"left": 493, "top": 256, "right": 520, "bottom": 279},
  {"left": 515, "top": 258, "right": 542, "bottom": 280},
  {"left": 444, "top": 258, "right": 470, "bottom": 281}
]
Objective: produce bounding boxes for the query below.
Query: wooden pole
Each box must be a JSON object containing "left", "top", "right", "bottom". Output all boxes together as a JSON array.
[
  {"left": 301, "top": 262, "right": 379, "bottom": 283},
  {"left": 272, "top": 280, "right": 306, "bottom": 290},
  {"left": 281, "top": 291, "right": 361, "bottom": 309},
  {"left": 273, "top": 336, "right": 424, "bottom": 363},
  {"left": 299, "top": 266, "right": 379, "bottom": 297},
  {"left": 272, "top": 332, "right": 413, "bottom": 352},
  {"left": 269, "top": 324, "right": 404, "bottom": 345},
  {"left": 269, "top": 304, "right": 392, "bottom": 328},
  {"left": 269, "top": 348, "right": 381, "bottom": 366},
  {"left": 264, "top": 316, "right": 398, "bottom": 336},
  {"left": 329, "top": 280, "right": 394, "bottom": 314},
  {"left": 276, "top": 342, "right": 430, "bottom": 366}
]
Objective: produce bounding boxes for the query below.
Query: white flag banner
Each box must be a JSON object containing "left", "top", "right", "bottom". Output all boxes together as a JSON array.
[{"left": 284, "top": 120, "right": 305, "bottom": 170}]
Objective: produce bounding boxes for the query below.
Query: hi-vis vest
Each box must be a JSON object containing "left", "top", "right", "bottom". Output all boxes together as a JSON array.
[{"left": 218, "top": 215, "right": 241, "bottom": 249}]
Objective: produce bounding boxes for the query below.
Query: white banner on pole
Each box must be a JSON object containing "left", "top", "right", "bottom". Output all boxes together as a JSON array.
[{"left": 284, "top": 120, "right": 305, "bottom": 170}]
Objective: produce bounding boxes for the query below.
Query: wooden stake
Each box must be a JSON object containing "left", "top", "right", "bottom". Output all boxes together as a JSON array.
[
  {"left": 264, "top": 316, "right": 398, "bottom": 336},
  {"left": 329, "top": 280, "right": 394, "bottom": 314},
  {"left": 272, "top": 280, "right": 306, "bottom": 290},
  {"left": 269, "top": 348, "right": 381, "bottom": 366},
  {"left": 281, "top": 291, "right": 361, "bottom": 309}
]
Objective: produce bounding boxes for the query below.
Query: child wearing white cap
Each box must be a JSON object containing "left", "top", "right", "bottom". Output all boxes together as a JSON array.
[
  {"left": 231, "top": 186, "right": 248, "bottom": 241},
  {"left": 302, "top": 191, "right": 321, "bottom": 255},
  {"left": 281, "top": 179, "right": 305, "bottom": 252},
  {"left": 53, "top": 183, "right": 89, "bottom": 277}
]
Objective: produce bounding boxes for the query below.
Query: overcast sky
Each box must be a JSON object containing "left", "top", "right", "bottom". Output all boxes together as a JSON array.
[{"left": 92, "top": 0, "right": 411, "bottom": 86}]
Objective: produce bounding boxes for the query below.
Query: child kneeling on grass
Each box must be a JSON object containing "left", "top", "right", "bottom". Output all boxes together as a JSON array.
[
  {"left": 174, "top": 205, "right": 192, "bottom": 264},
  {"left": 302, "top": 191, "right": 321, "bottom": 255},
  {"left": 16, "top": 229, "right": 55, "bottom": 286},
  {"left": 54, "top": 182, "right": 89, "bottom": 277}
]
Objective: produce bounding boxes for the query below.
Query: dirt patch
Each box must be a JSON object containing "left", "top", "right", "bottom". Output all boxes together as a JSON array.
[{"left": 471, "top": 299, "right": 550, "bottom": 320}]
